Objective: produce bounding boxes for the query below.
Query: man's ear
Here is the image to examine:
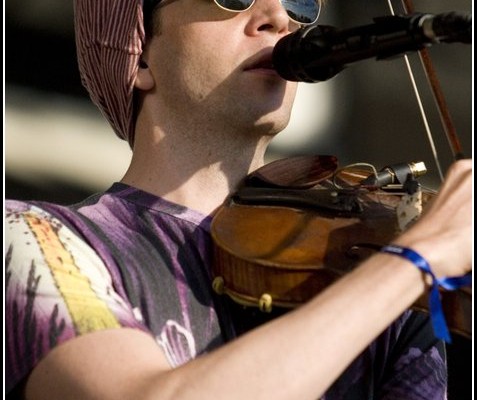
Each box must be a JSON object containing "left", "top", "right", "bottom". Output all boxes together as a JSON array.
[{"left": 135, "top": 60, "right": 154, "bottom": 90}]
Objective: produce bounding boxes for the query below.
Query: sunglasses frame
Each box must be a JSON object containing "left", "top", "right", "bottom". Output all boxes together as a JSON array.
[{"left": 143, "top": 0, "right": 321, "bottom": 26}]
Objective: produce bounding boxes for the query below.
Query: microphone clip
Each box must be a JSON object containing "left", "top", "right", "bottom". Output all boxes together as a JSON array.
[{"left": 360, "top": 161, "right": 427, "bottom": 193}]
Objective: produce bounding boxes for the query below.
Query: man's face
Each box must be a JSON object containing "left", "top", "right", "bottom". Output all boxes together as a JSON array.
[{"left": 142, "top": 0, "right": 300, "bottom": 135}]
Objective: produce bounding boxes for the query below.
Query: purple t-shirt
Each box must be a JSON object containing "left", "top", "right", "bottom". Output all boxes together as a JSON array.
[{"left": 5, "top": 183, "right": 447, "bottom": 398}]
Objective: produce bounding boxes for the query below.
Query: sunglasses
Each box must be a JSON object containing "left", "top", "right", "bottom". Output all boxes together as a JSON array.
[
  {"left": 213, "top": 0, "right": 321, "bottom": 25},
  {"left": 144, "top": 0, "right": 321, "bottom": 26}
]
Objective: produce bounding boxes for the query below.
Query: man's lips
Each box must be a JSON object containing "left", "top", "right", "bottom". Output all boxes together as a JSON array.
[{"left": 244, "top": 53, "right": 276, "bottom": 72}]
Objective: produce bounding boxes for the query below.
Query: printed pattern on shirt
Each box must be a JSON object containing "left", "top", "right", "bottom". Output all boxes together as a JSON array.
[
  {"left": 24, "top": 212, "right": 121, "bottom": 333},
  {"left": 5, "top": 204, "right": 144, "bottom": 393}
]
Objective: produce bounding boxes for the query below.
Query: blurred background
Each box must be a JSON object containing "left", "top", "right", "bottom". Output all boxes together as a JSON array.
[{"left": 5, "top": 0, "right": 473, "bottom": 398}]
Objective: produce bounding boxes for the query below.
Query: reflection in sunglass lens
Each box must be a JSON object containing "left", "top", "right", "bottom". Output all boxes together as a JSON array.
[{"left": 281, "top": 0, "right": 320, "bottom": 24}]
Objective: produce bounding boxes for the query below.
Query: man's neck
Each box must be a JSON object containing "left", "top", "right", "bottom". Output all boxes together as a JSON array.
[{"left": 120, "top": 124, "right": 272, "bottom": 216}]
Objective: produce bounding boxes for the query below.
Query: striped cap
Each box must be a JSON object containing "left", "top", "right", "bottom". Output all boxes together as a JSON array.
[{"left": 74, "top": 0, "right": 146, "bottom": 146}]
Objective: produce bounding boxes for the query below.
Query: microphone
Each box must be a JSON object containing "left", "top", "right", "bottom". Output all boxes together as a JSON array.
[
  {"left": 273, "top": 12, "right": 472, "bottom": 82},
  {"left": 360, "top": 161, "right": 427, "bottom": 189}
]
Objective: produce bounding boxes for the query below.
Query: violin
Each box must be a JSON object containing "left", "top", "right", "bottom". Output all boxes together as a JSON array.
[{"left": 210, "top": 155, "right": 471, "bottom": 339}]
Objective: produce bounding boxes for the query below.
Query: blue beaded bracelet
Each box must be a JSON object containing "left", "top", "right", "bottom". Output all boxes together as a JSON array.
[{"left": 380, "top": 244, "right": 472, "bottom": 343}]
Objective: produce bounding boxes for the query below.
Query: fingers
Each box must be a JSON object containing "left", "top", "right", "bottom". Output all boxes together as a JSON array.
[{"left": 399, "top": 159, "right": 473, "bottom": 278}]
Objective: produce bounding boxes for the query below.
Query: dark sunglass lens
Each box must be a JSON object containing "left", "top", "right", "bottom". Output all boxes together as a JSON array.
[
  {"left": 281, "top": 0, "right": 320, "bottom": 24},
  {"left": 215, "top": 0, "right": 254, "bottom": 11}
]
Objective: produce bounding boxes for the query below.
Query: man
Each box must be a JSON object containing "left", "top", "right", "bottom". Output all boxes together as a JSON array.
[{"left": 5, "top": 0, "right": 471, "bottom": 398}]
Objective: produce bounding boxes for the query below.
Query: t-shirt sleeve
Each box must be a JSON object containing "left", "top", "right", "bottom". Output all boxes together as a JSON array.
[{"left": 5, "top": 201, "right": 149, "bottom": 394}]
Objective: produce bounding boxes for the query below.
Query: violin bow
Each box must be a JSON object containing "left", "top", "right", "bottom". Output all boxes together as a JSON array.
[{"left": 385, "top": 0, "right": 468, "bottom": 182}]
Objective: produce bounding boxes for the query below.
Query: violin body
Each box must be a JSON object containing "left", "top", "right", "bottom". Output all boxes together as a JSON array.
[
  {"left": 212, "top": 199, "right": 399, "bottom": 308},
  {"left": 211, "top": 156, "right": 471, "bottom": 338}
]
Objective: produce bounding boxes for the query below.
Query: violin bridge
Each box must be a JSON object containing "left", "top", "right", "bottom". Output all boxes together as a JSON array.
[{"left": 397, "top": 189, "right": 423, "bottom": 231}]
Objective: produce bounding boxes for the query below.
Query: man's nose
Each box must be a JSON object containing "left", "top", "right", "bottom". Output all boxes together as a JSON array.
[{"left": 248, "top": 0, "right": 293, "bottom": 33}]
